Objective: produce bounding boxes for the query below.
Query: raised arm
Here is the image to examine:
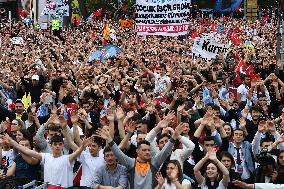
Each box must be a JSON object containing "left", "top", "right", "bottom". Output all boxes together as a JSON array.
[
  {"left": 116, "top": 107, "right": 126, "bottom": 140},
  {"left": 95, "top": 127, "right": 135, "bottom": 169},
  {"left": 212, "top": 153, "right": 230, "bottom": 186},
  {"left": 68, "top": 136, "right": 91, "bottom": 163},
  {"left": 4, "top": 134, "right": 42, "bottom": 161},
  {"left": 177, "top": 134, "right": 195, "bottom": 162},
  {"left": 35, "top": 114, "right": 57, "bottom": 151},
  {"left": 136, "top": 59, "right": 154, "bottom": 77},
  {"left": 152, "top": 123, "right": 184, "bottom": 168},
  {"left": 193, "top": 154, "right": 208, "bottom": 185},
  {"left": 118, "top": 120, "right": 135, "bottom": 150}
]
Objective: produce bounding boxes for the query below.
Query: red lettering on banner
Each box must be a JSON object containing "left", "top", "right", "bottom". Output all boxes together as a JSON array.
[{"left": 136, "top": 24, "right": 189, "bottom": 33}]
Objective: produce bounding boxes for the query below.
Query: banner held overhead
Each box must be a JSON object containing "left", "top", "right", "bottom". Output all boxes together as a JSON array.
[{"left": 135, "top": 0, "right": 191, "bottom": 36}]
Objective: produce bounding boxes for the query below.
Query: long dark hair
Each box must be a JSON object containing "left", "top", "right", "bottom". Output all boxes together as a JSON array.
[
  {"left": 204, "top": 160, "right": 222, "bottom": 189},
  {"left": 166, "top": 160, "right": 183, "bottom": 184}
]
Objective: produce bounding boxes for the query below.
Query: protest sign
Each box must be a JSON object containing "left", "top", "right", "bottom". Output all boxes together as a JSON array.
[
  {"left": 135, "top": 0, "right": 191, "bottom": 36},
  {"left": 192, "top": 37, "right": 230, "bottom": 60},
  {"left": 11, "top": 37, "right": 24, "bottom": 45},
  {"left": 41, "top": 0, "right": 69, "bottom": 16}
]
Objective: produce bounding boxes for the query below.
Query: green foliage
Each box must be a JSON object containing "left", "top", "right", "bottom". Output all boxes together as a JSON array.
[
  {"left": 85, "top": 0, "right": 101, "bottom": 13},
  {"left": 84, "top": 0, "right": 135, "bottom": 14}
]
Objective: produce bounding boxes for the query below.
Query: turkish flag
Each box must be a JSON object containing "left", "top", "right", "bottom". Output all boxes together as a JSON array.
[
  {"left": 231, "top": 31, "right": 241, "bottom": 46},
  {"left": 235, "top": 59, "right": 247, "bottom": 74},
  {"left": 232, "top": 57, "right": 247, "bottom": 86},
  {"left": 246, "top": 65, "right": 261, "bottom": 80}
]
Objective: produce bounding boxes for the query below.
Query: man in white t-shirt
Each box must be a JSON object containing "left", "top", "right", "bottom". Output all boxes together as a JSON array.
[
  {"left": 237, "top": 74, "right": 251, "bottom": 104},
  {"left": 139, "top": 62, "right": 172, "bottom": 96},
  {"left": 78, "top": 137, "right": 105, "bottom": 188},
  {"left": 4, "top": 134, "right": 90, "bottom": 188}
]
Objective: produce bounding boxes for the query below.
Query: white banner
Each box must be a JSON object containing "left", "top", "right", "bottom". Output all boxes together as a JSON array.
[
  {"left": 192, "top": 37, "right": 230, "bottom": 60},
  {"left": 11, "top": 37, "right": 24, "bottom": 45},
  {"left": 41, "top": 0, "right": 69, "bottom": 16},
  {"left": 135, "top": 0, "right": 191, "bottom": 36}
]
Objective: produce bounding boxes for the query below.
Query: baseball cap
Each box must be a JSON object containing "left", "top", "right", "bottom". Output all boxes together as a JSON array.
[{"left": 31, "top": 75, "right": 39, "bottom": 81}]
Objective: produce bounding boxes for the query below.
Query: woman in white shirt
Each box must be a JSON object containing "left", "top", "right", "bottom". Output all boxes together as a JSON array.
[
  {"left": 155, "top": 160, "right": 191, "bottom": 189},
  {"left": 193, "top": 150, "right": 230, "bottom": 189}
]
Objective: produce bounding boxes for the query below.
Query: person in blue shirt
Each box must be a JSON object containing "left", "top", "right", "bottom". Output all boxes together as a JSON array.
[
  {"left": 6, "top": 138, "right": 40, "bottom": 185},
  {"left": 92, "top": 146, "right": 128, "bottom": 189}
]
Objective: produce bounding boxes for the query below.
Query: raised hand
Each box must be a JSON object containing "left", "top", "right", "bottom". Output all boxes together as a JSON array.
[
  {"left": 106, "top": 109, "right": 115, "bottom": 121},
  {"left": 0, "top": 118, "right": 9, "bottom": 133},
  {"left": 258, "top": 122, "right": 267, "bottom": 133},
  {"left": 177, "top": 104, "right": 185, "bottom": 113},
  {"left": 109, "top": 98, "right": 116, "bottom": 108},
  {"left": 211, "top": 89, "right": 218, "bottom": 98},
  {"left": 3, "top": 133, "right": 12, "bottom": 145},
  {"left": 239, "top": 117, "right": 247, "bottom": 129},
  {"left": 172, "top": 93, "right": 178, "bottom": 101},
  {"left": 95, "top": 127, "right": 112, "bottom": 143},
  {"left": 192, "top": 94, "right": 201, "bottom": 104},
  {"left": 173, "top": 123, "right": 185, "bottom": 139},
  {"left": 31, "top": 104, "right": 37, "bottom": 116},
  {"left": 214, "top": 117, "right": 223, "bottom": 129},
  {"left": 58, "top": 115, "right": 68, "bottom": 129},
  {"left": 155, "top": 172, "right": 165, "bottom": 186},
  {"left": 70, "top": 111, "right": 79, "bottom": 124},
  {"left": 51, "top": 104, "right": 58, "bottom": 115},
  {"left": 162, "top": 127, "right": 174, "bottom": 135},
  {"left": 78, "top": 108, "right": 88, "bottom": 121},
  {"left": 207, "top": 148, "right": 217, "bottom": 161},
  {"left": 165, "top": 111, "right": 176, "bottom": 122},
  {"left": 126, "top": 111, "right": 135, "bottom": 119},
  {"left": 241, "top": 108, "right": 248, "bottom": 119},
  {"left": 81, "top": 136, "right": 94, "bottom": 148},
  {"left": 276, "top": 134, "right": 284, "bottom": 144},
  {"left": 125, "top": 120, "right": 136, "bottom": 134},
  {"left": 116, "top": 106, "right": 125, "bottom": 120},
  {"left": 157, "top": 118, "right": 169, "bottom": 129}
]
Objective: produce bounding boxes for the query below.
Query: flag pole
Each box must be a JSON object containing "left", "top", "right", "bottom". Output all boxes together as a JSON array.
[{"left": 8, "top": 11, "right": 12, "bottom": 36}]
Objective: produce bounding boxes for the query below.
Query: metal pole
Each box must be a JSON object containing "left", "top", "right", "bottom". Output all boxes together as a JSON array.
[{"left": 8, "top": 11, "right": 11, "bottom": 35}]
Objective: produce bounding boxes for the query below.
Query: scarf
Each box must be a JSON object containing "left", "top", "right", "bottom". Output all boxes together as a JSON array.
[
  {"left": 135, "top": 160, "right": 150, "bottom": 177},
  {"left": 206, "top": 179, "right": 219, "bottom": 189}
]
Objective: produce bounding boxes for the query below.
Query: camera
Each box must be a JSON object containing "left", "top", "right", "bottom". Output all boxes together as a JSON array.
[{"left": 256, "top": 148, "right": 275, "bottom": 168}]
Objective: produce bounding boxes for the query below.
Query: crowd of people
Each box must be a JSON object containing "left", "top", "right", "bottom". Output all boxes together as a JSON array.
[{"left": 0, "top": 10, "right": 283, "bottom": 189}]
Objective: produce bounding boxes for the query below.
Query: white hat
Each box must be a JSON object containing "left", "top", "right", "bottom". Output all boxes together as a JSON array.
[{"left": 31, "top": 75, "right": 39, "bottom": 80}]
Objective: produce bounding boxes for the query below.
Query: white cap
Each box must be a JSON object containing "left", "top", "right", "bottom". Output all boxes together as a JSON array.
[{"left": 31, "top": 75, "right": 39, "bottom": 81}]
